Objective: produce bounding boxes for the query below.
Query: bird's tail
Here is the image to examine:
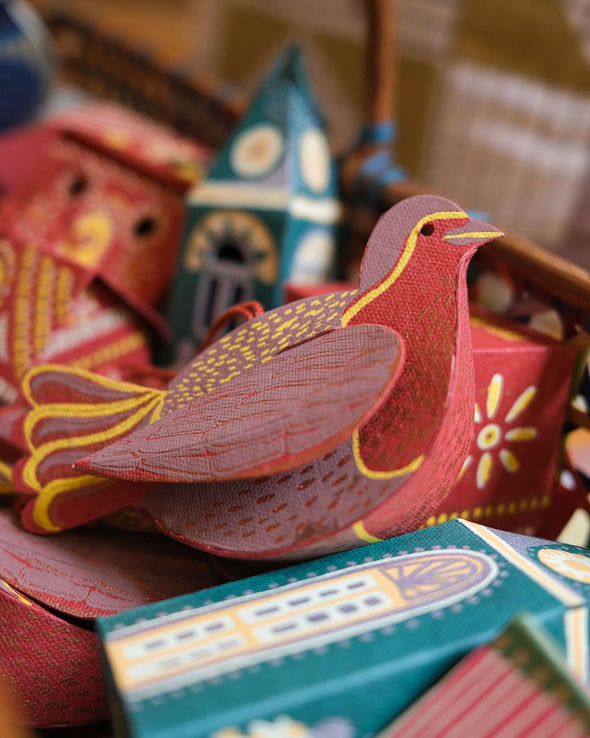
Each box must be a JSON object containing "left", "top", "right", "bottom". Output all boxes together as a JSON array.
[{"left": 12, "top": 364, "right": 165, "bottom": 534}]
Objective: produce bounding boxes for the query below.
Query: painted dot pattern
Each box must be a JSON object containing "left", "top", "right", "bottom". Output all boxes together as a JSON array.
[{"left": 164, "top": 291, "right": 356, "bottom": 413}]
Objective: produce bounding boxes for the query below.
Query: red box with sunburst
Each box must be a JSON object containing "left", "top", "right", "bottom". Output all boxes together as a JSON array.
[{"left": 430, "top": 311, "right": 577, "bottom": 538}]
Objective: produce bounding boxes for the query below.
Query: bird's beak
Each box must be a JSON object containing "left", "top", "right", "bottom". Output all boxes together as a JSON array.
[{"left": 443, "top": 215, "right": 504, "bottom": 248}]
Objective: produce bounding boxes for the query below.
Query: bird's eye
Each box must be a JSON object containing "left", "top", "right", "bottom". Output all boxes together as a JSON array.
[{"left": 420, "top": 222, "right": 435, "bottom": 237}]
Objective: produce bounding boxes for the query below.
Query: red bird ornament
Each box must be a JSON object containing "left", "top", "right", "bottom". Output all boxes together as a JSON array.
[{"left": 10, "top": 195, "right": 503, "bottom": 560}]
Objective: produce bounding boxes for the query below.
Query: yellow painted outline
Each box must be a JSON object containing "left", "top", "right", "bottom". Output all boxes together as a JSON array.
[
  {"left": 26, "top": 395, "right": 163, "bottom": 532},
  {"left": 343, "top": 210, "right": 466, "bottom": 479},
  {"left": 20, "top": 365, "right": 166, "bottom": 532},
  {"left": 352, "top": 520, "right": 382, "bottom": 543},
  {"left": 341, "top": 210, "right": 465, "bottom": 327},
  {"left": 444, "top": 231, "right": 502, "bottom": 241},
  {"left": 23, "top": 397, "right": 159, "bottom": 450},
  {"left": 352, "top": 431, "right": 424, "bottom": 479},
  {"left": 0, "top": 579, "right": 32, "bottom": 606},
  {"left": 22, "top": 364, "right": 157, "bottom": 405}
]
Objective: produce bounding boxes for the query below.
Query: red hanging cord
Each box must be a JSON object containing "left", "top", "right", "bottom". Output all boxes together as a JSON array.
[{"left": 198, "top": 301, "right": 265, "bottom": 353}]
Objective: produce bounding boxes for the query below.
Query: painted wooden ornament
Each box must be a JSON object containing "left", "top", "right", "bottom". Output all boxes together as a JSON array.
[
  {"left": 4, "top": 104, "right": 205, "bottom": 328},
  {"left": 98, "top": 520, "right": 590, "bottom": 738},
  {"left": 283, "top": 286, "right": 578, "bottom": 541},
  {"left": 0, "top": 103, "right": 209, "bottom": 402},
  {"left": 385, "top": 615, "right": 590, "bottom": 737},
  {"left": 431, "top": 312, "right": 577, "bottom": 538},
  {"left": 167, "top": 45, "right": 341, "bottom": 360},
  {"left": 9, "top": 195, "right": 502, "bottom": 560}
]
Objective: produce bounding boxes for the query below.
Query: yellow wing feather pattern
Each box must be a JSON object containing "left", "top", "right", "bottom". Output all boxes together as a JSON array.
[{"left": 15, "top": 365, "right": 165, "bottom": 533}]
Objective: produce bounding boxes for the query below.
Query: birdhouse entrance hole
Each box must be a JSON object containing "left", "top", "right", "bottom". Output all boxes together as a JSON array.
[{"left": 217, "top": 242, "right": 246, "bottom": 264}]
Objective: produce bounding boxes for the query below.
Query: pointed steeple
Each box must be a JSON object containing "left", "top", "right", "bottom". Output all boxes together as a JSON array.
[{"left": 191, "top": 43, "right": 335, "bottom": 198}]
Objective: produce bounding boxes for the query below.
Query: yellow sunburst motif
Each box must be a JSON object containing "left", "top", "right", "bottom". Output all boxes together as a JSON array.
[
  {"left": 537, "top": 548, "right": 590, "bottom": 583},
  {"left": 461, "top": 374, "right": 538, "bottom": 489}
]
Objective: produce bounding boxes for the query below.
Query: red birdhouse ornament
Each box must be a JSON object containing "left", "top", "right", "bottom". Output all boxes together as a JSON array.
[{"left": 0, "top": 103, "right": 209, "bottom": 400}]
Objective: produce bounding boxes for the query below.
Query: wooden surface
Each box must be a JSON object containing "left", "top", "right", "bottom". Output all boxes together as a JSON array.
[
  {"left": 340, "top": 165, "right": 590, "bottom": 315},
  {"left": 30, "top": 0, "right": 200, "bottom": 68},
  {"left": 365, "top": 0, "right": 397, "bottom": 127}
]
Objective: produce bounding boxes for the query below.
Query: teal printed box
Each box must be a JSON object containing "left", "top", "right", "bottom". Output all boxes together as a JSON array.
[{"left": 98, "top": 521, "right": 590, "bottom": 738}]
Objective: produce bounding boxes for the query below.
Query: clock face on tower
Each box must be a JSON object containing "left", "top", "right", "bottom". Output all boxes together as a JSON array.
[
  {"left": 184, "top": 210, "right": 278, "bottom": 284},
  {"left": 230, "top": 124, "right": 285, "bottom": 180},
  {"left": 184, "top": 210, "right": 278, "bottom": 340}
]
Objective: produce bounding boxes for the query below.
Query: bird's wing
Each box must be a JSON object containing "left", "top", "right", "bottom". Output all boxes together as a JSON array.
[{"left": 75, "top": 324, "right": 404, "bottom": 483}]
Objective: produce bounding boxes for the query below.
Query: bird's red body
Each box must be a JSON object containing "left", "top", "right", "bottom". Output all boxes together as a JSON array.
[
  {"left": 347, "top": 223, "right": 461, "bottom": 472},
  {"left": 9, "top": 196, "right": 503, "bottom": 560}
]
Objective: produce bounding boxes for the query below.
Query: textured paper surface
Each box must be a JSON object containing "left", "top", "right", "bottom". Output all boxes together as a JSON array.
[
  {"left": 384, "top": 614, "right": 590, "bottom": 737},
  {"left": 98, "top": 520, "right": 590, "bottom": 738},
  {"left": 14, "top": 196, "right": 501, "bottom": 563}
]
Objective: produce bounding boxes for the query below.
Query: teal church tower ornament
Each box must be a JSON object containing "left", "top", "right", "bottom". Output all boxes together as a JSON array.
[{"left": 167, "top": 45, "right": 341, "bottom": 360}]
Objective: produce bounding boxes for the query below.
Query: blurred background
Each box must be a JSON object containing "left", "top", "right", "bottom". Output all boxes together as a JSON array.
[{"left": 26, "top": 0, "right": 590, "bottom": 269}]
